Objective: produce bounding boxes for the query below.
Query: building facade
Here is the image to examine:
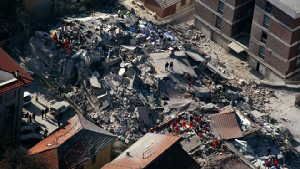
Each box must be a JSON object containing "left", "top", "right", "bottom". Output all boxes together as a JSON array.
[
  {"left": 194, "top": 0, "right": 255, "bottom": 46},
  {"left": 248, "top": 0, "right": 300, "bottom": 81},
  {"left": 0, "top": 48, "right": 32, "bottom": 146},
  {"left": 28, "top": 114, "right": 116, "bottom": 169},
  {"left": 143, "top": 0, "right": 194, "bottom": 18}
]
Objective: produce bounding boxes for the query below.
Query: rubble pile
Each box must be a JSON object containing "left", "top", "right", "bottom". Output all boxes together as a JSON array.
[
  {"left": 24, "top": 10, "right": 181, "bottom": 142},
  {"left": 23, "top": 10, "right": 274, "bottom": 142},
  {"left": 154, "top": 112, "right": 224, "bottom": 158},
  {"left": 21, "top": 8, "right": 300, "bottom": 168}
]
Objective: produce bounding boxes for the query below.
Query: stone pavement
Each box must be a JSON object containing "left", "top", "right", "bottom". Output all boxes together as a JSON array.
[{"left": 23, "top": 94, "right": 59, "bottom": 135}]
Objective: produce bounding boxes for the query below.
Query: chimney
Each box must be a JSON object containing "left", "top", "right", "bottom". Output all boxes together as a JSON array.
[{"left": 14, "top": 70, "right": 20, "bottom": 78}]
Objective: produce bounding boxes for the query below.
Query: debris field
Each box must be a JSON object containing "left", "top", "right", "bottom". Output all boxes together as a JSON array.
[{"left": 22, "top": 9, "right": 300, "bottom": 169}]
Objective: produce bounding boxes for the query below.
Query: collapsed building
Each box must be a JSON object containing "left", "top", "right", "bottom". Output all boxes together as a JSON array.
[{"left": 18, "top": 5, "right": 300, "bottom": 169}]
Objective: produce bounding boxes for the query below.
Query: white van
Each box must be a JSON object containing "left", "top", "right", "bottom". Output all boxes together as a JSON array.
[
  {"left": 23, "top": 91, "right": 32, "bottom": 106},
  {"left": 50, "top": 101, "right": 70, "bottom": 116}
]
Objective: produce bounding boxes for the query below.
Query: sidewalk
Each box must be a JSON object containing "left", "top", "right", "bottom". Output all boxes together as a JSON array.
[{"left": 23, "top": 95, "right": 59, "bottom": 135}]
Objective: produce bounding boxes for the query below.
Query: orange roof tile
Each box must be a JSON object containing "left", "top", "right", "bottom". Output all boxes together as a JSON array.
[
  {"left": 28, "top": 115, "right": 83, "bottom": 155},
  {"left": 0, "top": 48, "right": 32, "bottom": 95},
  {"left": 102, "top": 133, "right": 180, "bottom": 169},
  {"left": 29, "top": 113, "right": 115, "bottom": 155}
]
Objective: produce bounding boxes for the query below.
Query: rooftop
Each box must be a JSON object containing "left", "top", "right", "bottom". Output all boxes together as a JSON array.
[
  {"left": 0, "top": 70, "right": 17, "bottom": 87},
  {"left": 28, "top": 114, "right": 115, "bottom": 155},
  {"left": 268, "top": 0, "right": 300, "bottom": 18},
  {"left": 154, "top": 0, "right": 181, "bottom": 9},
  {"left": 210, "top": 107, "right": 243, "bottom": 140},
  {"left": 0, "top": 48, "right": 32, "bottom": 95},
  {"left": 102, "top": 133, "right": 180, "bottom": 169}
]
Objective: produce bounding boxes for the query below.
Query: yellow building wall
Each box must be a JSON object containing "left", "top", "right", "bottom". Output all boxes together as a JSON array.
[{"left": 83, "top": 144, "right": 113, "bottom": 169}]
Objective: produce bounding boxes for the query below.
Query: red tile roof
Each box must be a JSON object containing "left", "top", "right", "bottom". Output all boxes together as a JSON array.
[
  {"left": 29, "top": 114, "right": 115, "bottom": 155},
  {"left": 210, "top": 107, "right": 243, "bottom": 140},
  {"left": 0, "top": 48, "right": 32, "bottom": 95},
  {"left": 102, "top": 133, "right": 180, "bottom": 169},
  {"left": 28, "top": 115, "right": 82, "bottom": 155}
]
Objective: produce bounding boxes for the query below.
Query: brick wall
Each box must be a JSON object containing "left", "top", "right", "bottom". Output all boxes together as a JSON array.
[
  {"left": 195, "top": 0, "right": 254, "bottom": 38},
  {"left": 249, "top": 0, "right": 300, "bottom": 76}
]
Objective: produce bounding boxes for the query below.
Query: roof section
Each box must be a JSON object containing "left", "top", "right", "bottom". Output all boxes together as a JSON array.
[
  {"left": 210, "top": 108, "right": 243, "bottom": 140},
  {"left": 0, "top": 70, "right": 17, "bottom": 86},
  {"left": 154, "top": 0, "right": 181, "bottom": 9},
  {"left": 0, "top": 48, "right": 32, "bottom": 95},
  {"left": 28, "top": 115, "right": 82, "bottom": 155},
  {"left": 78, "top": 114, "right": 115, "bottom": 137},
  {"left": 102, "top": 133, "right": 180, "bottom": 169},
  {"left": 28, "top": 114, "right": 115, "bottom": 155},
  {"left": 268, "top": 0, "right": 300, "bottom": 18}
]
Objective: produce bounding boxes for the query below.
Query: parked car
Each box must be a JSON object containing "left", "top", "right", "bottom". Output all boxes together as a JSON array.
[
  {"left": 23, "top": 91, "right": 32, "bottom": 106},
  {"left": 50, "top": 101, "right": 70, "bottom": 116}
]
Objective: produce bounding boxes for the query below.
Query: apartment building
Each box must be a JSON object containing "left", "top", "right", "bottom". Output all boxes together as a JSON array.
[
  {"left": 248, "top": 0, "right": 300, "bottom": 81},
  {"left": 194, "top": 0, "right": 255, "bottom": 47},
  {"left": 0, "top": 48, "right": 32, "bottom": 146}
]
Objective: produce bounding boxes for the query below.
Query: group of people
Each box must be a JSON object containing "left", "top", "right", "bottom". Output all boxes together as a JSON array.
[
  {"left": 24, "top": 109, "right": 49, "bottom": 138},
  {"left": 264, "top": 155, "right": 280, "bottom": 169},
  {"left": 24, "top": 107, "right": 49, "bottom": 123},
  {"left": 165, "top": 61, "right": 174, "bottom": 72},
  {"left": 24, "top": 112, "right": 36, "bottom": 123}
]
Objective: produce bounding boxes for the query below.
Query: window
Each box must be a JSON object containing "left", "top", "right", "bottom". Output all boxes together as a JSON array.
[
  {"left": 181, "top": 0, "right": 186, "bottom": 6},
  {"left": 215, "top": 16, "right": 222, "bottom": 29},
  {"left": 217, "top": 1, "right": 225, "bottom": 15},
  {"left": 265, "top": 2, "right": 273, "bottom": 13},
  {"left": 258, "top": 46, "right": 266, "bottom": 59},
  {"left": 263, "top": 15, "right": 271, "bottom": 28},
  {"left": 261, "top": 31, "right": 268, "bottom": 44}
]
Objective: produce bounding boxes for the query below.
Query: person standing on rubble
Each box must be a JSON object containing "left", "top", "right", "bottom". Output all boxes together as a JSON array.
[
  {"left": 51, "top": 31, "right": 58, "bottom": 43},
  {"left": 44, "top": 129, "right": 48, "bottom": 138},
  {"left": 32, "top": 113, "right": 36, "bottom": 122},
  {"left": 170, "top": 48, "right": 175, "bottom": 58},
  {"left": 130, "top": 8, "right": 136, "bottom": 15},
  {"left": 169, "top": 62, "right": 174, "bottom": 71},
  {"left": 165, "top": 62, "right": 169, "bottom": 72},
  {"left": 29, "top": 114, "right": 32, "bottom": 123},
  {"left": 107, "top": 48, "right": 113, "bottom": 60},
  {"left": 41, "top": 109, "right": 45, "bottom": 119}
]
